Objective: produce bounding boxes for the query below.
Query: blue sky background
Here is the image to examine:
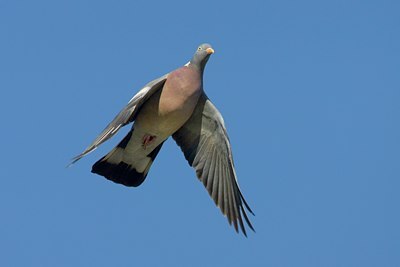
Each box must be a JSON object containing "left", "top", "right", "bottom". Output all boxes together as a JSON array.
[{"left": 1, "top": 0, "right": 399, "bottom": 266}]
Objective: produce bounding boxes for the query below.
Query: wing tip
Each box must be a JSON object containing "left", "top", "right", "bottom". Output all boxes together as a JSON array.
[
  {"left": 222, "top": 202, "right": 255, "bottom": 237},
  {"left": 67, "top": 145, "right": 98, "bottom": 168},
  {"left": 66, "top": 154, "right": 85, "bottom": 168}
]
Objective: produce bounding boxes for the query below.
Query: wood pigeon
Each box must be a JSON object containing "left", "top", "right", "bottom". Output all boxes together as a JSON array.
[{"left": 71, "top": 43, "right": 255, "bottom": 236}]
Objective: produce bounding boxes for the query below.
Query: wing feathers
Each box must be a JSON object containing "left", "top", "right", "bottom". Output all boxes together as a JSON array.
[
  {"left": 69, "top": 74, "right": 167, "bottom": 165},
  {"left": 210, "top": 149, "right": 219, "bottom": 202},
  {"left": 173, "top": 94, "right": 254, "bottom": 236}
]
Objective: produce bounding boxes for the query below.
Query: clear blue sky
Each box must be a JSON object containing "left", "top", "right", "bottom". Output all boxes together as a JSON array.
[{"left": 1, "top": 0, "right": 399, "bottom": 266}]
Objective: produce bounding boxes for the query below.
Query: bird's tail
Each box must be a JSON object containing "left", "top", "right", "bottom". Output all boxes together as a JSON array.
[{"left": 91, "top": 130, "right": 164, "bottom": 187}]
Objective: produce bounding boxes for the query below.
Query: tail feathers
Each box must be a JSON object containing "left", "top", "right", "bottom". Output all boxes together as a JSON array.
[{"left": 92, "top": 141, "right": 165, "bottom": 187}]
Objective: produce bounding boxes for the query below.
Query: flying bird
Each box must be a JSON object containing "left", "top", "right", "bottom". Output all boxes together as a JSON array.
[{"left": 71, "top": 44, "right": 255, "bottom": 236}]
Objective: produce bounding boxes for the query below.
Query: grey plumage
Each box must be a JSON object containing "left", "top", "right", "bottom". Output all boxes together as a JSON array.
[
  {"left": 71, "top": 44, "right": 255, "bottom": 236},
  {"left": 172, "top": 93, "right": 255, "bottom": 235}
]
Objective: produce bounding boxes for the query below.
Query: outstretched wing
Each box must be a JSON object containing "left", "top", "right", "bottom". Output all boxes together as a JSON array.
[
  {"left": 70, "top": 73, "right": 168, "bottom": 165},
  {"left": 172, "top": 93, "right": 255, "bottom": 236}
]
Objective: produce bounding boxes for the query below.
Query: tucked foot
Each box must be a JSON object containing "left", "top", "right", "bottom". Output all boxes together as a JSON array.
[{"left": 142, "top": 134, "right": 157, "bottom": 149}]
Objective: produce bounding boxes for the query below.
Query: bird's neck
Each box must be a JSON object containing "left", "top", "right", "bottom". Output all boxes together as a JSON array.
[{"left": 188, "top": 57, "right": 208, "bottom": 75}]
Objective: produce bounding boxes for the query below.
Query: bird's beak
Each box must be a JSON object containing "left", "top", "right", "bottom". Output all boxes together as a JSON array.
[{"left": 206, "top": 48, "right": 215, "bottom": 55}]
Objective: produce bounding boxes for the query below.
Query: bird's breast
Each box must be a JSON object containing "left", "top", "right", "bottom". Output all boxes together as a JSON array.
[
  {"left": 134, "top": 67, "right": 202, "bottom": 137},
  {"left": 158, "top": 67, "right": 202, "bottom": 116}
]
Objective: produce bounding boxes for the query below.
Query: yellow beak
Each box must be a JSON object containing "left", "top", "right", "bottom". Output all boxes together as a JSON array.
[{"left": 206, "top": 48, "right": 215, "bottom": 54}]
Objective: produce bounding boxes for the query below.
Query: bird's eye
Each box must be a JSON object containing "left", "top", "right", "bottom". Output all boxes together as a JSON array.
[{"left": 198, "top": 47, "right": 202, "bottom": 51}]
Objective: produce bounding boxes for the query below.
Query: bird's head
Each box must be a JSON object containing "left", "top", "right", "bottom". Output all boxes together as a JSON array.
[{"left": 189, "top": 43, "right": 214, "bottom": 71}]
